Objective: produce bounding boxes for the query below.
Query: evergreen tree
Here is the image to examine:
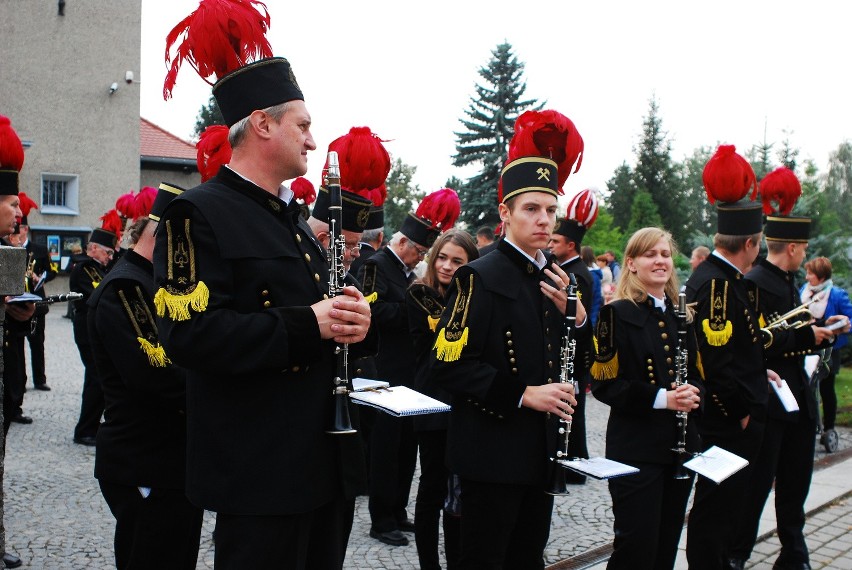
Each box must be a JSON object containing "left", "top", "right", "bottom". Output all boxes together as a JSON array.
[
  {"left": 747, "top": 139, "right": 774, "bottom": 180},
  {"left": 383, "top": 158, "right": 424, "bottom": 236},
  {"left": 677, "top": 146, "right": 716, "bottom": 244},
  {"left": 625, "top": 189, "right": 663, "bottom": 236},
  {"left": 631, "top": 97, "right": 684, "bottom": 243},
  {"left": 605, "top": 162, "right": 635, "bottom": 231},
  {"left": 452, "top": 42, "right": 541, "bottom": 228},
  {"left": 583, "top": 208, "right": 625, "bottom": 259},
  {"left": 193, "top": 95, "right": 225, "bottom": 137},
  {"left": 776, "top": 132, "right": 799, "bottom": 173}
]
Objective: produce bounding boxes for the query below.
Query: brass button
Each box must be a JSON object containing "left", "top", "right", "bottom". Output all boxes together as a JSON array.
[
  {"left": 547, "top": 378, "right": 553, "bottom": 383},
  {"left": 507, "top": 340, "right": 513, "bottom": 346},
  {"left": 510, "top": 358, "right": 516, "bottom": 364},
  {"left": 356, "top": 369, "right": 363, "bottom": 375},
  {"left": 548, "top": 361, "right": 553, "bottom": 368},
  {"left": 506, "top": 331, "right": 512, "bottom": 338},
  {"left": 545, "top": 328, "right": 550, "bottom": 335},
  {"left": 661, "top": 333, "right": 668, "bottom": 340},
  {"left": 658, "top": 321, "right": 665, "bottom": 328},
  {"left": 261, "top": 290, "right": 269, "bottom": 296},
  {"left": 647, "top": 365, "right": 654, "bottom": 371},
  {"left": 664, "top": 345, "right": 670, "bottom": 351},
  {"left": 296, "top": 234, "right": 302, "bottom": 243},
  {"left": 669, "top": 370, "right": 675, "bottom": 376},
  {"left": 508, "top": 350, "right": 515, "bottom": 356},
  {"left": 512, "top": 368, "right": 518, "bottom": 374},
  {"left": 547, "top": 344, "right": 552, "bottom": 351},
  {"left": 304, "top": 253, "right": 311, "bottom": 262},
  {"left": 292, "top": 366, "right": 300, "bottom": 372},
  {"left": 323, "top": 294, "right": 329, "bottom": 300},
  {"left": 650, "top": 380, "right": 656, "bottom": 385},
  {"left": 545, "top": 310, "right": 550, "bottom": 317},
  {"left": 666, "top": 357, "right": 672, "bottom": 364},
  {"left": 314, "top": 273, "right": 321, "bottom": 282},
  {"left": 647, "top": 358, "right": 653, "bottom": 364},
  {"left": 263, "top": 301, "right": 271, "bottom": 308}
]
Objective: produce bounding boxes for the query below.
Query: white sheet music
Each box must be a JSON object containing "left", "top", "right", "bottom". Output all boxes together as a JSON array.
[
  {"left": 770, "top": 379, "right": 800, "bottom": 412},
  {"left": 684, "top": 445, "right": 749, "bottom": 484},
  {"left": 558, "top": 457, "right": 639, "bottom": 480}
]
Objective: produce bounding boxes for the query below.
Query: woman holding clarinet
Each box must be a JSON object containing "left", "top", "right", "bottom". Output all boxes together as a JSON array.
[{"left": 591, "top": 227, "right": 704, "bottom": 570}]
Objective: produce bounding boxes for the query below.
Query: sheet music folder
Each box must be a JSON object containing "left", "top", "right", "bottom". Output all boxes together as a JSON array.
[
  {"left": 558, "top": 457, "right": 640, "bottom": 480},
  {"left": 349, "top": 378, "right": 450, "bottom": 417}
]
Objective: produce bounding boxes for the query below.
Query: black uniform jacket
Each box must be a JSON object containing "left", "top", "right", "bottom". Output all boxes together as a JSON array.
[
  {"left": 153, "top": 166, "right": 353, "bottom": 516},
  {"left": 592, "top": 298, "right": 704, "bottom": 464},
  {"left": 406, "top": 283, "right": 451, "bottom": 432},
  {"left": 684, "top": 254, "right": 767, "bottom": 436},
  {"left": 359, "top": 247, "right": 415, "bottom": 387},
  {"left": 26, "top": 240, "right": 57, "bottom": 311},
  {"left": 88, "top": 250, "right": 187, "bottom": 489},
  {"left": 429, "top": 240, "right": 585, "bottom": 486},
  {"left": 746, "top": 258, "right": 826, "bottom": 422},
  {"left": 560, "top": 256, "right": 595, "bottom": 374},
  {"left": 69, "top": 255, "right": 107, "bottom": 339},
  {"left": 348, "top": 242, "right": 376, "bottom": 281}
]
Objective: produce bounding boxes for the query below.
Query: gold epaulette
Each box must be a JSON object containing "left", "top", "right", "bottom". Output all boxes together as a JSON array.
[
  {"left": 362, "top": 264, "right": 378, "bottom": 304},
  {"left": 427, "top": 316, "right": 439, "bottom": 332},
  {"left": 434, "top": 274, "right": 473, "bottom": 362},
  {"left": 156, "top": 218, "right": 209, "bottom": 321},
  {"left": 408, "top": 284, "right": 445, "bottom": 333},
  {"left": 117, "top": 286, "right": 172, "bottom": 368},
  {"left": 701, "top": 279, "right": 733, "bottom": 346},
  {"left": 591, "top": 305, "right": 618, "bottom": 380}
]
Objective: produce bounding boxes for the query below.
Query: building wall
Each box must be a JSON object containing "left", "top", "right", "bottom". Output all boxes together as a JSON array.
[
  {"left": 140, "top": 166, "right": 201, "bottom": 193},
  {"left": 0, "top": 0, "right": 142, "bottom": 237}
]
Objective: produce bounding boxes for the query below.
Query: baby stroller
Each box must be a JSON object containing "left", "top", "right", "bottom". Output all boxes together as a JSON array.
[{"left": 808, "top": 349, "right": 839, "bottom": 453}]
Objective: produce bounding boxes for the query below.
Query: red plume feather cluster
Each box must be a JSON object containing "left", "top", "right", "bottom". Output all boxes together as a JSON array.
[
  {"left": 196, "top": 125, "right": 232, "bottom": 182},
  {"left": 18, "top": 192, "right": 38, "bottom": 217},
  {"left": 566, "top": 188, "right": 599, "bottom": 228},
  {"left": 100, "top": 209, "right": 124, "bottom": 239},
  {"left": 508, "top": 110, "right": 584, "bottom": 192},
  {"left": 326, "top": 126, "right": 391, "bottom": 207},
  {"left": 291, "top": 177, "right": 316, "bottom": 205},
  {"left": 134, "top": 187, "right": 158, "bottom": 219},
  {"left": 416, "top": 188, "right": 460, "bottom": 230},
  {"left": 164, "top": 0, "right": 273, "bottom": 99},
  {"left": 115, "top": 190, "right": 136, "bottom": 219},
  {"left": 702, "top": 145, "right": 758, "bottom": 205},
  {"left": 0, "top": 115, "right": 25, "bottom": 171},
  {"left": 759, "top": 167, "right": 801, "bottom": 216}
]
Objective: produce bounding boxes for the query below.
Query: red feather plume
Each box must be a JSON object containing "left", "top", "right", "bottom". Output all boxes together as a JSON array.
[
  {"left": 326, "top": 127, "right": 391, "bottom": 207},
  {"left": 702, "top": 145, "right": 758, "bottom": 204},
  {"left": 134, "top": 186, "right": 158, "bottom": 219},
  {"left": 114, "top": 190, "right": 136, "bottom": 219},
  {"left": 164, "top": 0, "right": 273, "bottom": 99},
  {"left": 565, "top": 188, "right": 599, "bottom": 228},
  {"left": 508, "top": 109, "right": 584, "bottom": 192},
  {"left": 760, "top": 167, "right": 801, "bottom": 215},
  {"left": 100, "top": 209, "right": 124, "bottom": 238},
  {"left": 416, "top": 188, "right": 460, "bottom": 230},
  {"left": 18, "top": 192, "right": 38, "bottom": 217},
  {"left": 291, "top": 177, "right": 316, "bottom": 205},
  {"left": 0, "top": 115, "right": 24, "bottom": 171},
  {"left": 196, "top": 125, "right": 232, "bottom": 182}
]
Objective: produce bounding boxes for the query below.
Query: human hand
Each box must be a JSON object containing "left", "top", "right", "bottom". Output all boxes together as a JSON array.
[
  {"left": 3, "top": 298, "right": 35, "bottom": 321},
  {"left": 522, "top": 382, "right": 576, "bottom": 421},
  {"left": 766, "top": 368, "right": 782, "bottom": 388},
  {"left": 666, "top": 383, "right": 700, "bottom": 412},
  {"left": 311, "top": 286, "right": 371, "bottom": 343}
]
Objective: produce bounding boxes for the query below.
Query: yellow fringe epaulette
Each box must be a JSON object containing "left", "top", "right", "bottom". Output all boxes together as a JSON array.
[
  {"left": 154, "top": 282, "right": 209, "bottom": 322},
  {"left": 702, "top": 318, "right": 732, "bottom": 346},
  {"left": 591, "top": 304, "right": 618, "bottom": 379},
  {"left": 427, "top": 315, "right": 439, "bottom": 332},
  {"left": 365, "top": 291, "right": 378, "bottom": 304},
  {"left": 433, "top": 274, "right": 474, "bottom": 363},
  {"left": 759, "top": 313, "right": 767, "bottom": 328},
  {"left": 434, "top": 327, "right": 468, "bottom": 362},
  {"left": 702, "top": 278, "right": 733, "bottom": 346},
  {"left": 137, "top": 337, "right": 171, "bottom": 367},
  {"left": 92, "top": 280, "right": 99, "bottom": 289},
  {"left": 591, "top": 352, "right": 619, "bottom": 380}
]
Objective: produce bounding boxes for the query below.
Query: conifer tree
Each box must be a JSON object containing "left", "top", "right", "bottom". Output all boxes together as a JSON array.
[
  {"left": 193, "top": 95, "right": 225, "bottom": 138},
  {"left": 452, "top": 42, "right": 541, "bottom": 227},
  {"left": 383, "top": 158, "right": 424, "bottom": 236},
  {"left": 605, "top": 162, "right": 635, "bottom": 231}
]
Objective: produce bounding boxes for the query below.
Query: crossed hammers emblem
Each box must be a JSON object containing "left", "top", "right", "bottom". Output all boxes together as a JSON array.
[{"left": 536, "top": 167, "right": 552, "bottom": 181}]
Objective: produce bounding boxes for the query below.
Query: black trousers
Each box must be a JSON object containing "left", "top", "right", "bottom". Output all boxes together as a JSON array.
[
  {"left": 607, "top": 462, "right": 693, "bottom": 570},
  {"left": 686, "top": 418, "right": 765, "bottom": 570},
  {"left": 458, "top": 478, "right": 553, "bottom": 570},
  {"left": 72, "top": 319, "right": 103, "bottom": 439},
  {"left": 415, "top": 429, "right": 461, "bottom": 570},
  {"left": 368, "top": 412, "right": 417, "bottom": 532},
  {"left": 730, "top": 412, "right": 816, "bottom": 566},
  {"left": 26, "top": 313, "right": 47, "bottom": 387},
  {"left": 99, "top": 481, "right": 203, "bottom": 570},
  {"left": 214, "top": 495, "right": 349, "bottom": 570}
]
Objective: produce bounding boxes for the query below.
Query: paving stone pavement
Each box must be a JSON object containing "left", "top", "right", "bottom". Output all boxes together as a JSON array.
[{"left": 3, "top": 276, "right": 849, "bottom": 568}]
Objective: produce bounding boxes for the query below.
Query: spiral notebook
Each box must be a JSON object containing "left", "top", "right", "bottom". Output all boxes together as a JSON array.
[
  {"left": 349, "top": 384, "right": 451, "bottom": 417},
  {"left": 558, "top": 457, "right": 639, "bottom": 480}
]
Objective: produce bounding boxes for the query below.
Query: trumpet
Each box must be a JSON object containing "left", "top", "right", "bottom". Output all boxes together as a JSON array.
[{"left": 760, "top": 292, "right": 822, "bottom": 348}]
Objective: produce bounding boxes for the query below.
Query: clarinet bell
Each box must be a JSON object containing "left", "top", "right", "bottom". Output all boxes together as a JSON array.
[
  {"left": 326, "top": 390, "right": 357, "bottom": 435},
  {"left": 545, "top": 460, "right": 570, "bottom": 496}
]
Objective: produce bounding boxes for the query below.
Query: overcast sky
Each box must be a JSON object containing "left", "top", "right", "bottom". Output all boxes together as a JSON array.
[{"left": 139, "top": 0, "right": 851, "bottom": 204}]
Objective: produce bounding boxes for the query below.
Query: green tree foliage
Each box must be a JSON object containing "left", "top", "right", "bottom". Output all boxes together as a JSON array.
[
  {"left": 677, "top": 146, "right": 716, "bottom": 247},
  {"left": 583, "top": 207, "right": 625, "bottom": 259},
  {"left": 193, "top": 95, "right": 224, "bottom": 137},
  {"left": 747, "top": 138, "right": 774, "bottom": 180},
  {"left": 605, "top": 162, "right": 635, "bottom": 231},
  {"left": 453, "top": 42, "right": 541, "bottom": 228},
  {"left": 625, "top": 189, "right": 663, "bottom": 236},
  {"left": 383, "top": 158, "right": 424, "bottom": 236},
  {"left": 632, "top": 97, "right": 685, "bottom": 244}
]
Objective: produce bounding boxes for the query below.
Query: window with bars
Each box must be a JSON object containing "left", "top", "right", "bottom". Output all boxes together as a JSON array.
[{"left": 40, "top": 173, "right": 79, "bottom": 214}]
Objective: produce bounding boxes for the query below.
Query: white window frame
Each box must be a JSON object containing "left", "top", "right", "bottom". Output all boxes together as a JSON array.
[{"left": 40, "top": 172, "right": 79, "bottom": 215}]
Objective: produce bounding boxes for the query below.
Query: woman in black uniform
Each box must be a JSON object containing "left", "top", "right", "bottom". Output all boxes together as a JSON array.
[{"left": 591, "top": 227, "right": 704, "bottom": 570}]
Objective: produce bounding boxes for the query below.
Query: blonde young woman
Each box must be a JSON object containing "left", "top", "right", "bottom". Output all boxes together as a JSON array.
[{"left": 591, "top": 227, "right": 704, "bottom": 570}]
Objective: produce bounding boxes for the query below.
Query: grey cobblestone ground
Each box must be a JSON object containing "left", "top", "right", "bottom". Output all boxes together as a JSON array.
[{"left": 3, "top": 276, "right": 849, "bottom": 568}]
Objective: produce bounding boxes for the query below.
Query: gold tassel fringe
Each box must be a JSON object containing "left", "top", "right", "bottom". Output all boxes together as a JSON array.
[
  {"left": 365, "top": 292, "right": 378, "bottom": 304},
  {"left": 433, "top": 327, "right": 468, "bottom": 362},
  {"left": 591, "top": 352, "right": 619, "bottom": 380},
  {"left": 154, "top": 281, "right": 209, "bottom": 321},
  {"left": 137, "top": 337, "right": 171, "bottom": 367},
  {"left": 427, "top": 315, "right": 439, "bottom": 332},
  {"left": 702, "top": 318, "right": 732, "bottom": 346}
]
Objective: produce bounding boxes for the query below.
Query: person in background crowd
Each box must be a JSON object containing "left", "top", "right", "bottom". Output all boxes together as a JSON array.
[
  {"left": 592, "top": 227, "right": 703, "bottom": 570},
  {"left": 605, "top": 250, "right": 622, "bottom": 281},
  {"left": 407, "top": 227, "right": 475, "bottom": 570},
  {"left": 597, "top": 254, "right": 615, "bottom": 303},
  {"left": 475, "top": 225, "right": 494, "bottom": 250},
  {"left": 581, "top": 245, "right": 603, "bottom": 327},
  {"left": 690, "top": 246, "right": 710, "bottom": 271},
  {"left": 800, "top": 256, "right": 852, "bottom": 450}
]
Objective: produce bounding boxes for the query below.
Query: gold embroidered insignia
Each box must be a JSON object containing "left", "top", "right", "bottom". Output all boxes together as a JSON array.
[
  {"left": 591, "top": 305, "right": 618, "bottom": 380},
  {"left": 701, "top": 279, "right": 732, "bottom": 346},
  {"left": 118, "top": 286, "right": 171, "bottom": 367},
  {"left": 434, "top": 274, "right": 473, "bottom": 362},
  {"left": 154, "top": 218, "right": 209, "bottom": 321},
  {"left": 409, "top": 284, "right": 445, "bottom": 333},
  {"left": 362, "top": 263, "right": 378, "bottom": 304}
]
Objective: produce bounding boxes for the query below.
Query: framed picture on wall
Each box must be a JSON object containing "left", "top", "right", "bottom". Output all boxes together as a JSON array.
[{"left": 47, "top": 235, "right": 60, "bottom": 262}]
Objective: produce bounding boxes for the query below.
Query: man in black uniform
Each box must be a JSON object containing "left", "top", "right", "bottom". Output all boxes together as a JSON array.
[
  {"left": 729, "top": 167, "right": 847, "bottom": 570},
  {"left": 155, "top": 6, "right": 371, "bottom": 566},
  {"left": 430, "top": 154, "right": 586, "bottom": 569},
  {"left": 70, "top": 227, "right": 116, "bottom": 446},
  {"left": 88, "top": 183, "right": 203, "bottom": 569},
  {"left": 348, "top": 217, "right": 383, "bottom": 280},
  {"left": 684, "top": 145, "right": 774, "bottom": 570},
  {"left": 547, "top": 195, "right": 598, "bottom": 482}
]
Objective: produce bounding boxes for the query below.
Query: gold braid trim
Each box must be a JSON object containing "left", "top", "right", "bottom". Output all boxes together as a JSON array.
[
  {"left": 365, "top": 291, "right": 378, "bottom": 304},
  {"left": 702, "top": 279, "right": 732, "bottom": 346},
  {"left": 696, "top": 350, "right": 705, "bottom": 380},
  {"left": 154, "top": 282, "right": 209, "bottom": 322},
  {"left": 433, "top": 274, "right": 473, "bottom": 362},
  {"left": 427, "top": 315, "right": 439, "bottom": 332},
  {"left": 591, "top": 352, "right": 619, "bottom": 380},
  {"left": 137, "top": 337, "right": 171, "bottom": 367}
]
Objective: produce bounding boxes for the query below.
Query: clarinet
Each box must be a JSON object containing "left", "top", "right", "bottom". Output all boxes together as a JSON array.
[
  {"left": 34, "top": 292, "right": 84, "bottom": 306},
  {"left": 672, "top": 292, "right": 691, "bottom": 479},
  {"left": 324, "top": 151, "right": 357, "bottom": 435},
  {"left": 546, "top": 272, "right": 578, "bottom": 496}
]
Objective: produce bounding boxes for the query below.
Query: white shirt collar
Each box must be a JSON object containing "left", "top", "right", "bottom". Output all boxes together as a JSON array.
[
  {"left": 504, "top": 238, "right": 547, "bottom": 270},
  {"left": 711, "top": 249, "right": 743, "bottom": 274},
  {"left": 648, "top": 293, "right": 667, "bottom": 311},
  {"left": 225, "top": 165, "right": 293, "bottom": 204}
]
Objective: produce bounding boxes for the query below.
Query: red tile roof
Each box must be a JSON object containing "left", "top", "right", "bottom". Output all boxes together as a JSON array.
[{"left": 140, "top": 118, "right": 196, "bottom": 160}]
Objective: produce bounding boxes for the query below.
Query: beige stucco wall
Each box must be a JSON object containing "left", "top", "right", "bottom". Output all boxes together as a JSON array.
[
  {"left": 140, "top": 166, "right": 201, "bottom": 193},
  {"left": 0, "top": 0, "right": 142, "bottom": 230}
]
